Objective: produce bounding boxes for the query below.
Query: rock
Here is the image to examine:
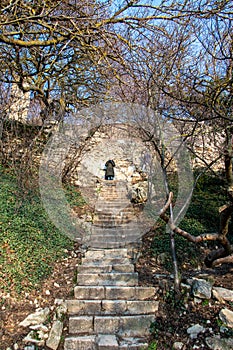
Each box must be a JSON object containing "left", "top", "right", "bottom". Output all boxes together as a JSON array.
[
  {"left": 192, "top": 279, "right": 212, "bottom": 299},
  {"left": 13, "top": 344, "right": 19, "bottom": 350},
  {"left": 29, "top": 324, "right": 49, "bottom": 333},
  {"left": 173, "top": 341, "right": 184, "bottom": 349},
  {"left": 55, "top": 302, "right": 67, "bottom": 320},
  {"left": 19, "top": 307, "right": 50, "bottom": 327},
  {"left": 23, "top": 346, "right": 36, "bottom": 350},
  {"left": 23, "top": 331, "right": 45, "bottom": 346},
  {"left": 46, "top": 320, "right": 63, "bottom": 350},
  {"left": 219, "top": 308, "right": 233, "bottom": 328},
  {"left": 194, "top": 297, "right": 203, "bottom": 304},
  {"left": 220, "top": 326, "right": 229, "bottom": 334},
  {"left": 205, "top": 336, "right": 233, "bottom": 349},
  {"left": 187, "top": 324, "right": 205, "bottom": 339},
  {"left": 213, "top": 287, "right": 233, "bottom": 302}
]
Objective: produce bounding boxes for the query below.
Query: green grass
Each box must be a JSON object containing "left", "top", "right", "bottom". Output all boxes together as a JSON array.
[{"left": 0, "top": 167, "right": 77, "bottom": 294}]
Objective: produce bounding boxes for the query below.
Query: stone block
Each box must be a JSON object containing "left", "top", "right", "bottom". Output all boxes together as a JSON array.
[
  {"left": 101, "top": 300, "right": 127, "bottom": 315},
  {"left": 74, "top": 286, "right": 105, "bottom": 300},
  {"left": 67, "top": 300, "right": 101, "bottom": 315},
  {"left": 84, "top": 248, "right": 128, "bottom": 260},
  {"left": 135, "top": 287, "right": 156, "bottom": 300},
  {"left": 46, "top": 320, "right": 63, "bottom": 350},
  {"left": 119, "top": 315, "right": 155, "bottom": 337},
  {"left": 126, "top": 300, "right": 159, "bottom": 314},
  {"left": 97, "top": 334, "right": 118, "bottom": 349},
  {"left": 82, "top": 257, "right": 130, "bottom": 265},
  {"left": 105, "top": 287, "right": 136, "bottom": 300},
  {"left": 69, "top": 316, "right": 93, "bottom": 334},
  {"left": 77, "top": 273, "right": 138, "bottom": 286},
  {"left": 94, "top": 316, "right": 120, "bottom": 333},
  {"left": 112, "top": 264, "right": 135, "bottom": 273},
  {"left": 78, "top": 265, "right": 112, "bottom": 273},
  {"left": 84, "top": 250, "right": 105, "bottom": 260},
  {"left": 64, "top": 336, "right": 96, "bottom": 350},
  {"left": 119, "top": 337, "right": 148, "bottom": 350}
]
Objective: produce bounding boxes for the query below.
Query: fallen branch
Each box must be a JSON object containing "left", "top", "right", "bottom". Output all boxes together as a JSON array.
[
  {"left": 212, "top": 253, "right": 233, "bottom": 267},
  {"left": 159, "top": 192, "right": 219, "bottom": 243}
]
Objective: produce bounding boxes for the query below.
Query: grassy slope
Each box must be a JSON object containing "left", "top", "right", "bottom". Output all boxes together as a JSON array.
[{"left": 0, "top": 167, "right": 73, "bottom": 294}]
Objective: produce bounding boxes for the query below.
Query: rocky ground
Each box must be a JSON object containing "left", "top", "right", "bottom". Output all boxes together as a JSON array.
[
  {"left": 137, "top": 241, "right": 233, "bottom": 350},
  {"left": 0, "top": 240, "right": 232, "bottom": 350}
]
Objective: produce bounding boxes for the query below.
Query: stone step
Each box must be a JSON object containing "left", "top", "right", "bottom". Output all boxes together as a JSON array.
[
  {"left": 67, "top": 299, "right": 159, "bottom": 316},
  {"left": 64, "top": 335, "right": 149, "bottom": 350},
  {"left": 90, "top": 242, "right": 127, "bottom": 249},
  {"left": 93, "top": 215, "right": 134, "bottom": 223},
  {"left": 91, "top": 227, "right": 141, "bottom": 237},
  {"left": 97, "top": 202, "right": 132, "bottom": 210},
  {"left": 84, "top": 248, "right": 129, "bottom": 260},
  {"left": 119, "top": 337, "right": 149, "bottom": 349},
  {"left": 89, "top": 241, "right": 136, "bottom": 249},
  {"left": 76, "top": 273, "right": 138, "bottom": 286},
  {"left": 89, "top": 233, "right": 141, "bottom": 241},
  {"left": 74, "top": 286, "right": 155, "bottom": 300},
  {"left": 77, "top": 264, "right": 134, "bottom": 273},
  {"left": 69, "top": 315, "right": 155, "bottom": 336},
  {"left": 81, "top": 257, "right": 131, "bottom": 266},
  {"left": 92, "top": 222, "right": 132, "bottom": 229},
  {"left": 64, "top": 335, "right": 96, "bottom": 350},
  {"left": 95, "top": 208, "right": 134, "bottom": 216},
  {"left": 97, "top": 334, "right": 118, "bottom": 349},
  {"left": 93, "top": 218, "right": 134, "bottom": 227},
  {"left": 88, "top": 237, "right": 141, "bottom": 249}
]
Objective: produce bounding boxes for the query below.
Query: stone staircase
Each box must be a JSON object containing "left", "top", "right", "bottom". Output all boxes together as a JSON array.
[
  {"left": 64, "top": 248, "right": 158, "bottom": 349},
  {"left": 64, "top": 180, "right": 158, "bottom": 349},
  {"left": 87, "top": 180, "right": 145, "bottom": 249}
]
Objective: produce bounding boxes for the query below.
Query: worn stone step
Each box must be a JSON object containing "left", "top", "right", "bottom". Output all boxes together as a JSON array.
[
  {"left": 105, "top": 286, "right": 156, "bottom": 300},
  {"left": 97, "top": 334, "right": 118, "bottom": 349},
  {"left": 93, "top": 218, "right": 133, "bottom": 227},
  {"left": 97, "top": 202, "right": 132, "bottom": 210},
  {"left": 89, "top": 234, "right": 141, "bottom": 242},
  {"left": 64, "top": 335, "right": 148, "bottom": 350},
  {"left": 93, "top": 217, "right": 134, "bottom": 224},
  {"left": 89, "top": 241, "right": 136, "bottom": 249},
  {"left": 64, "top": 335, "right": 96, "bottom": 350},
  {"left": 119, "top": 337, "right": 149, "bottom": 349},
  {"left": 93, "top": 215, "right": 134, "bottom": 222},
  {"left": 76, "top": 273, "right": 138, "bottom": 286},
  {"left": 89, "top": 239, "right": 140, "bottom": 249},
  {"left": 82, "top": 257, "right": 131, "bottom": 266},
  {"left": 69, "top": 315, "right": 154, "bottom": 336},
  {"left": 94, "top": 209, "right": 134, "bottom": 217},
  {"left": 89, "top": 235, "right": 141, "bottom": 245},
  {"left": 77, "top": 264, "right": 134, "bottom": 274},
  {"left": 67, "top": 299, "right": 159, "bottom": 316},
  {"left": 84, "top": 248, "right": 129, "bottom": 260},
  {"left": 91, "top": 227, "right": 142, "bottom": 236},
  {"left": 74, "top": 286, "right": 155, "bottom": 300}
]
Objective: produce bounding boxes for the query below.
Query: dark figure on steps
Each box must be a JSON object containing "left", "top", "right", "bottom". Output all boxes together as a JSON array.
[{"left": 105, "top": 160, "right": 115, "bottom": 180}]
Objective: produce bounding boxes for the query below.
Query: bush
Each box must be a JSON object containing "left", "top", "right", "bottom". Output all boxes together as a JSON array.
[{"left": 151, "top": 171, "right": 229, "bottom": 269}]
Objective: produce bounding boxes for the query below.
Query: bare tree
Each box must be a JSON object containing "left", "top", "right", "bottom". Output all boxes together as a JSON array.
[{"left": 108, "top": 1, "right": 233, "bottom": 269}]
